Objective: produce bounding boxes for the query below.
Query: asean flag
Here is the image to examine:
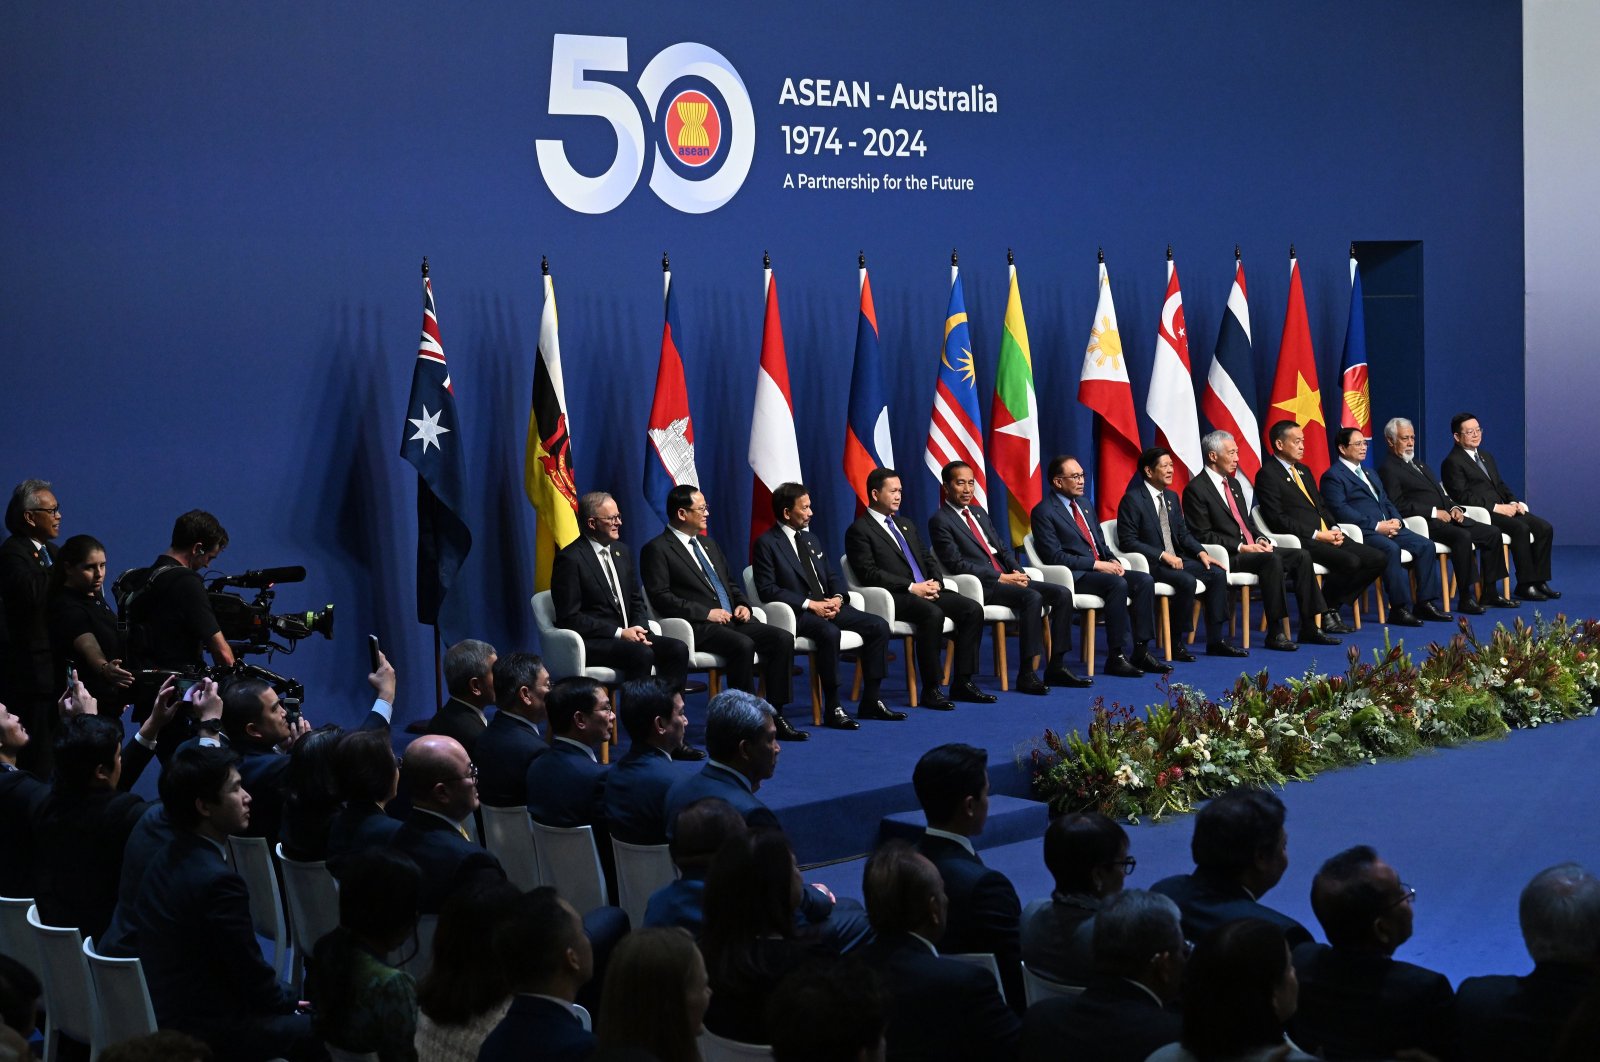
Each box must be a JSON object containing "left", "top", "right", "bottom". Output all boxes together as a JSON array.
[{"left": 1340, "top": 251, "right": 1372, "bottom": 446}]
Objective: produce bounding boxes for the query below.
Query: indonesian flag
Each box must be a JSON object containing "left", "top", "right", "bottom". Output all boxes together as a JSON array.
[
  {"left": 924, "top": 263, "right": 987, "bottom": 507},
  {"left": 1144, "top": 254, "right": 1203, "bottom": 494},
  {"left": 1078, "top": 259, "right": 1141, "bottom": 521},
  {"left": 643, "top": 266, "right": 701, "bottom": 526},
  {"left": 748, "top": 265, "right": 804, "bottom": 546},
  {"left": 1266, "top": 252, "right": 1330, "bottom": 479},
  {"left": 988, "top": 259, "right": 1042, "bottom": 543},
  {"left": 1340, "top": 253, "right": 1371, "bottom": 442},
  {"left": 1202, "top": 254, "right": 1263, "bottom": 498}
]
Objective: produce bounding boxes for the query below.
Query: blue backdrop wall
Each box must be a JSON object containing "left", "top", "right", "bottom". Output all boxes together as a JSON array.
[{"left": 1, "top": 1, "right": 1524, "bottom": 724}]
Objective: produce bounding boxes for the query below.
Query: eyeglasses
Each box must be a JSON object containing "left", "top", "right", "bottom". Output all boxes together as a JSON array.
[
  {"left": 1105, "top": 856, "right": 1137, "bottom": 875},
  {"left": 460, "top": 763, "right": 480, "bottom": 782},
  {"left": 1388, "top": 883, "right": 1417, "bottom": 909},
  {"left": 1059, "top": 472, "right": 1086, "bottom": 480},
  {"left": 594, "top": 515, "right": 623, "bottom": 524},
  {"left": 1458, "top": 427, "right": 1483, "bottom": 436},
  {"left": 688, "top": 505, "right": 710, "bottom": 514},
  {"left": 27, "top": 507, "right": 61, "bottom": 516}
]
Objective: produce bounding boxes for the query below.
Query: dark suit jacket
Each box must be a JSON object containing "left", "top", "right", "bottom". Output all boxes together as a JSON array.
[
  {"left": 425, "top": 696, "right": 488, "bottom": 756},
  {"left": 391, "top": 808, "right": 504, "bottom": 913},
  {"left": 844, "top": 510, "right": 948, "bottom": 590},
  {"left": 233, "top": 740, "right": 291, "bottom": 844},
  {"left": 918, "top": 833, "right": 1024, "bottom": 1012},
  {"left": 927, "top": 503, "right": 1022, "bottom": 582},
  {"left": 0, "top": 534, "right": 56, "bottom": 687},
  {"left": 639, "top": 529, "right": 750, "bottom": 622},
  {"left": 478, "top": 993, "right": 595, "bottom": 1062},
  {"left": 602, "top": 745, "right": 680, "bottom": 846},
  {"left": 663, "top": 761, "right": 779, "bottom": 835},
  {"left": 100, "top": 803, "right": 174, "bottom": 955},
  {"left": 642, "top": 873, "right": 707, "bottom": 935},
  {"left": 326, "top": 801, "right": 404, "bottom": 879},
  {"left": 477, "top": 709, "right": 548, "bottom": 807},
  {"left": 552, "top": 535, "right": 650, "bottom": 638},
  {"left": 1029, "top": 493, "right": 1113, "bottom": 574},
  {"left": 1116, "top": 479, "right": 1205, "bottom": 563},
  {"left": 0, "top": 764, "right": 47, "bottom": 895},
  {"left": 1441, "top": 444, "right": 1519, "bottom": 508},
  {"left": 1320, "top": 460, "right": 1404, "bottom": 531},
  {"left": 752, "top": 523, "right": 848, "bottom": 608},
  {"left": 1020, "top": 973, "right": 1182, "bottom": 1062},
  {"left": 862, "top": 931, "right": 1021, "bottom": 1062},
  {"left": 1453, "top": 961, "right": 1596, "bottom": 1062},
  {"left": 525, "top": 738, "right": 609, "bottom": 828},
  {"left": 1182, "top": 472, "right": 1257, "bottom": 554},
  {"left": 33, "top": 788, "right": 152, "bottom": 940},
  {"left": 1150, "top": 870, "right": 1313, "bottom": 949},
  {"left": 1378, "top": 457, "right": 1460, "bottom": 520},
  {"left": 1255, "top": 458, "right": 1337, "bottom": 540},
  {"left": 1288, "top": 941, "right": 1453, "bottom": 1059}
]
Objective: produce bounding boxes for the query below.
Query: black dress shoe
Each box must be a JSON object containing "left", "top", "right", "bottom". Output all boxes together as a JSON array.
[
  {"left": 772, "top": 714, "right": 810, "bottom": 741},
  {"left": 1536, "top": 583, "right": 1562, "bottom": 599},
  {"left": 1487, "top": 594, "right": 1520, "bottom": 608},
  {"left": 1458, "top": 598, "right": 1486, "bottom": 615},
  {"left": 1207, "top": 642, "right": 1249, "bottom": 658},
  {"left": 858, "top": 700, "right": 908, "bottom": 721},
  {"left": 1302, "top": 630, "right": 1342, "bottom": 646},
  {"left": 1130, "top": 648, "right": 1173, "bottom": 675},
  {"left": 1044, "top": 666, "right": 1093, "bottom": 688},
  {"left": 1322, "top": 611, "right": 1355, "bottom": 634},
  {"left": 1264, "top": 633, "right": 1298, "bottom": 652},
  {"left": 1105, "top": 653, "right": 1145, "bottom": 678},
  {"left": 671, "top": 744, "right": 707, "bottom": 761},
  {"left": 1387, "top": 607, "right": 1424, "bottom": 627},
  {"left": 1015, "top": 672, "right": 1050, "bottom": 695},
  {"left": 920, "top": 689, "right": 957, "bottom": 711},
  {"left": 1415, "top": 602, "right": 1452, "bottom": 622},
  {"left": 824, "top": 705, "right": 860, "bottom": 730},
  {"left": 1171, "top": 646, "right": 1198, "bottom": 663},
  {"left": 950, "top": 681, "right": 998, "bottom": 704},
  {"left": 1514, "top": 584, "right": 1549, "bottom": 602}
]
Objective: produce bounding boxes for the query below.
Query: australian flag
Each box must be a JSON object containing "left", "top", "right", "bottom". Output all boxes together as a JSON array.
[{"left": 401, "top": 270, "right": 473, "bottom": 627}]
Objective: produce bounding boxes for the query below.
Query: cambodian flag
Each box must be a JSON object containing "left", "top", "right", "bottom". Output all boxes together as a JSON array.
[
  {"left": 844, "top": 262, "right": 896, "bottom": 509},
  {"left": 643, "top": 265, "right": 701, "bottom": 526}
]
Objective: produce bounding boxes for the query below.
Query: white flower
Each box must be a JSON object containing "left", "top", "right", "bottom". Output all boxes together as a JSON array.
[
  {"left": 1500, "top": 657, "right": 1509, "bottom": 665},
  {"left": 1113, "top": 764, "right": 1144, "bottom": 788}
]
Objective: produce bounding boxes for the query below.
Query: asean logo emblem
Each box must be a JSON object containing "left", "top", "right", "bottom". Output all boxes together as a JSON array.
[{"left": 665, "top": 89, "right": 721, "bottom": 168}]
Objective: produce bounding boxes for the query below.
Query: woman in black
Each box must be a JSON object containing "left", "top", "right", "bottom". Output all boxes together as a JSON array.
[{"left": 46, "top": 534, "right": 134, "bottom": 714}]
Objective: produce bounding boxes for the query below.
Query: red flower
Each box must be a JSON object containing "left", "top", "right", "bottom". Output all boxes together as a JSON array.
[{"left": 1170, "top": 765, "right": 1183, "bottom": 780}]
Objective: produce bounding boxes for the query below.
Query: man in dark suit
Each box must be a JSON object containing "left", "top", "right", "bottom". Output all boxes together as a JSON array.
[
  {"left": 1453, "top": 862, "right": 1600, "bottom": 1062},
  {"left": 110, "top": 745, "right": 317, "bottom": 1061},
  {"left": 1117, "top": 447, "right": 1245, "bottom": 658},
  {"left": 1184, "top": 430, "right": 1335, "bottom": 649},
  {"left": 1439, "top": 411, "right": 1558, "bottom": 600},
  {"left": 552, "top": 490, "right": 690, "bottom": 691},
  {"left": 478, "top": 887, "right": 595, "bottom": 1062},
  {"left": 1021, "top": 889, "right": 1185, "bottom": 1062},
  {"left": 602, "top": 677, "right": 687, "bottom": 846},
  {"left": 641, "top": 484, "right": 803, "bottom": 740},
  {"left": 391, "top": 734, "right": 505, "bottom": 914},
  {"left": 423, "top": 637, "right": 496, "bottom": 756},
  {"left": 928, "top": 462, "right": 1089, "bottom": 692},
  {"left": 753, "top": 481, "right": 902, "bottom": 727},
  {"left": 524, "top": 676, "right": 612, "bottom": 836},
  {"left": 476, "top": 651, "right": 550, "bottom": 807},
  {"left": 913, "top": 742, "right": 1025, "bottom": 1013},
  {"left": 844, "top": 467, "right": 992, "bottom": 709},
  {"left": 214, "top": 676, "right": 308, "bottom": 845},
  {"left": 1151, "top": 786, "right": 1313, "bottom": 948},
  {"left": 1289, "top": 845, "right": 1452, "bottom": 1060},
  {"left": 1321, "top": 427, "right": 1450, "bottom": 626},
  {"left": 1254, "top": 420, "right": 1385, "bottom": 632},
  {"left": 0, "top": 478, "right": 62, "bottom": 775},
  {"left": 1377, "top": 416, "right": 1514, "bottom": 612},
  {"left": 1028, "top": 455, "right": 1169, "bottom": 677},
  {"left": 0, "top": 697, "right": 47, "bottom": 897},
  {"left": 859, "top": 840, "right": 1021, "bottom": 1062},
  {"left": 643, "top": 796, "right": 747, "bottom": 934}
]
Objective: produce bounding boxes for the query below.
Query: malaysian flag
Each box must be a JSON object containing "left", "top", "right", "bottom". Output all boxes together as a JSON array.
[{"left": 924, "top": 256, "right": 987, "bottom": 506}]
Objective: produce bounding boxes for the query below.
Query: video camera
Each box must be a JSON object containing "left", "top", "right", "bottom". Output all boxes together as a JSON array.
[
  {"left": 206, "top": 565, "right": 335, "bottom": 655},
  {"left": 133, "top": 660, "right": 307, "bottom": 727}
]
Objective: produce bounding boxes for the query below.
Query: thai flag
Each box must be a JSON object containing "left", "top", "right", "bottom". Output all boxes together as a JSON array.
[
  {"left": 643, "top": 267, "right": 701, "bottom": 526},
  {"left": 843, "top": 263, "right": 897, "bottom": 509},
  {"left": 1202, "top": 254, "right": 1263, "bottom": 493}
]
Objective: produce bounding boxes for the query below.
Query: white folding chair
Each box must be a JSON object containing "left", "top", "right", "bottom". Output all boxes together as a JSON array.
[
  {"left": 529, "top": 820, "right": 607, "bottom": 915},
  {"left": 228, "top": 834, "right": 290, "bottom": 982},
  {"left": 481, "top": 804, "right": 542, "bottom": 891},
  {"left": 1337, "top": 523, "right": 1414, "bottom": 624},
  {"left": 1403, "top": 515, "right": 1454, "bottom": 611},
  {"left": 1102, "top": 518, "right": 1203, "bottom": 656},
  {"left": 945, "top": 951, "right": 1005, "bottom": 996},
  {"left": 946, "top": 572, "right": 1024, "bottom": 690},
  {"left": 1252, "top": 508, "right": 1356, "bottom": 629},
  {"left": 82, "top": 936, "right": 157, "bottom": 1050},
  {"left": 1462, "top": 504, "right": 1515, "bottom": 600},
  {"left": 639, "top": 587, "right": 751, "bottom": 696},
  {"left": 698, "top": 1029, "right": 775, "bottom": 1061},
  {"left": 1021, "top": 960, "right": 1086, "bottom": 1005},
  {"left": 1023, "top": 534, "right": 1103, "bottom": 675},
  {"left": 0, "top": 895, "right": 43, "bottom": 981},
  {"left": 275, "top": 843, "right": 340, "bottom": 989},
  {"left": 1200, "top": 544, "right": 1260, "bottom": 646},
  {"left": 27, "top": 904, "right": 96, "bottom": 1061},
  {"left": 611, "top": 837, "right": 676, "bottom": 928},
  {"left": 839, "top": 556, "right": 954, "bottom": 705},
  {"left": 531, "top": 591, "right": 623, "bottom": 685},
  {"left": 743, "top": 566, "right": 866, "bottom": 720}
]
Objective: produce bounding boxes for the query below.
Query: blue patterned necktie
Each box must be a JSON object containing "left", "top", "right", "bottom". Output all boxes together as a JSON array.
[
  {"left": 884, "top": 516, "right": 926, "bottom": 583},
  {"left": 690, "top": 538, "right": 732, "bottom": 611}
]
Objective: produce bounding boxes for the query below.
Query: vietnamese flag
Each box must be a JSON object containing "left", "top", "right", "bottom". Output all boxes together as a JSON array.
[{"left": 1266, "top": 249, "right": 1331, "bottom": 479}]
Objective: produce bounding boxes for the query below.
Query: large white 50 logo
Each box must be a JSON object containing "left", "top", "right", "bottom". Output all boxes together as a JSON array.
[{"left": 536, "top": 34, "right": 755, "bottom": 215}]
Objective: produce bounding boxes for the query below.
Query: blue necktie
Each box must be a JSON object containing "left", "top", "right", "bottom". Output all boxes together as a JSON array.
[
  {"left": 690, "top": 538, "right": 732, "bottom": 612},
  {"left": 885, "top": 517, "right": 926, "bottom": 583}
]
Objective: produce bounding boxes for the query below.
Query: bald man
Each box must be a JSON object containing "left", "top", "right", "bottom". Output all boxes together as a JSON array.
[{"left": 392, "top": 735, "right": 504, "bottom": 913}]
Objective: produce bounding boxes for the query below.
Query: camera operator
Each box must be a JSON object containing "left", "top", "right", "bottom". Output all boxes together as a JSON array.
[{"left": 128, "top": 509, "right": 236, "bottom": 673}]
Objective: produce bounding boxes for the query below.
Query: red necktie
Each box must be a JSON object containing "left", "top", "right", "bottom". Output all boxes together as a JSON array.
[
  {"left": 1222, "top": 477, "right": 1255, "bottom": 545},
  {"left": 962, "top": 508, "right": 1003, "bottom": 573},
  {"left": 1071, "top": 501, "right": 1100, "bottom": 560}
]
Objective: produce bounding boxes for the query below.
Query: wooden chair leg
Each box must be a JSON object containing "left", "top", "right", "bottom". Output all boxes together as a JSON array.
[
  {"left": 1187, "top": 601, "right": 1201, "bottom": 645},
  {"left": 904, "top": 637, "right": 919, "bottom": 708},
  {"left": 994, "top": 622, "right": 1009, "bottom": 690},
  {"left": 1083, "top": 609, "right": 1098, "bottom": 676},
  {"left": 1160, "top": 599, "right": 1173, "bottom": 660},
  {"left": 1502, "top": 545, "right": 1512, "bottom": 599},
  {"left": 1372, "top": 580, "right": 1386, "bottom": 624},
  {"left": 708, "top": 669, "right": 723, "bottom": 696},
  {"left": 942, "top": 642, "right": 953, "bottom": 686},
  {"left": 1352, "top": 596, "right": 1362, "bottom": 629},
  {"left": 1439, "top": 556, "right": 1452, "bottom": 612},
  {"left": 1042, "top": 615, "right": 1052, "bottom": 662},
  {"left": 1240, "top": 587, "right": 1251, "bottom": 648},
  {"left": 850, "top": 663, "right": 863, "bottom": 703},
  {"left": 809, "top": 656, "right": 823, "bottom": 726}
]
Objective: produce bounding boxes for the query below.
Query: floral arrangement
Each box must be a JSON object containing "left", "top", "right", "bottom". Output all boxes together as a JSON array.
[{"left": 1032, "top": 615, "right": 1600, "bottom": 822}]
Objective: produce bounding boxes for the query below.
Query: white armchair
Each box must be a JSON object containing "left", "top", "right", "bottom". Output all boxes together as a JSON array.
[
  {"left": 1022, "top": 534, "right": 1104, "bottom": 675},
  {"left": 741, "top": 566, "right": 866, "bottom": 723}
]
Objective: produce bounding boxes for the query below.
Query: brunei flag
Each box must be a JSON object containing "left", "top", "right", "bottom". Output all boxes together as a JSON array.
[{"left": 525, "top": 259, "right": 580, "bottom": 591}]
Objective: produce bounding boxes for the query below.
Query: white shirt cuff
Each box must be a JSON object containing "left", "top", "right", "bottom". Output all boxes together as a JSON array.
[{"left": 371, "top": 697, "right": 393, "bottom": 723}]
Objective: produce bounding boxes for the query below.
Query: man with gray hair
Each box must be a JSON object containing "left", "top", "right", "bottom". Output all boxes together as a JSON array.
[
  {"left": 1377, "top": 416, "right": 1512, "bottom": 612},
  {"left": 1453, "top": 862, "right": 1600, "bottom": 1061},
  {"left": 1021, "top": 889, "right": 1185, "bottom": 1062},
  {"left": 424, "top": 637, "right": 496, "bottom": 756},
  {"left": 1, "top": 478, "right": 63, "bottom": 773}
]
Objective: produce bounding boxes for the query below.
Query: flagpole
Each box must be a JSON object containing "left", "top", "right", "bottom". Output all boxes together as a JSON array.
[{"left": 417, "top": 256, "right": 446, "bottom": 707}]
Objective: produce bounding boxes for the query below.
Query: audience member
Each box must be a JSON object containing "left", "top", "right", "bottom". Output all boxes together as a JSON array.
[
  {"left": 215, "top": 675, "right": 311, "bottom": 844},
  {"left": 593, "top": 927, "right": 710, "bottom": 1062},
  {"left": 46, "top": 533, "right": 134, "bottom": 713},
  {"left": 277, "top": 724, "right": 344, "bottom": 862},
  {"left": 603, "top": 677, "right": 687, "bottom": 845},
  {"left": 0, "top": 697, "right": 49, "bottom": 896},
  {"left": 0, "top": 479, "right": 62, "bottom": 774},
  {"left": 524, "top": 676, "right": 613, "bottom": 830},
  {"left": 858, "top": 840, "right": 1020, "bottom": 1062},
  {"left": 391, "top": 734, "right": 504, "bottom": 913},
  {"left": 1289, "top": 844, "right": 1452, "bottom": 1059},
  {"left": 700, "top": 829, "right": 833, "bottom": 1044},
  {"left": 1146, "top": 917, "right": 1315, "bottom": 1062},
  {"left": 425, "top": 638, "right": 496, "bottom": 756},
  {"left": 97, "top": 802, "right": 176, "bottom": 955},
  {"left": 96, "top": 1032, "right": 213, "bottom": 1062},
  {"left": 913, "top": 742, "right": 1024, "bottom": 1011},
  {"left": 1020, "top": 889, "right": 1185, "bottom": 1062},
  {"left": 768, "top": 958, "right": 888, "bottom": 1062},
  {"left": 326, "top": 726, "right": 403, "bottom": 876},
  {"left": 644, "top": 797, "right": 749, "bottom": 935},
  {"left": 664, "top": 689, "right": 783, "bottom": 833},
  {"left": 413, "top": 877, "right": 521, "bottom": 1062},
  {"left": 1020, "top": 811, "right": 1132, "bottom": 986},
  {"left": 478, "top": 887, "right": 596, "bottom": 1062},
  {"left": 1152, "top": 787, "right": 1312, "bottom": 947},
  {"left": 0, "top": 953, "right": 40, "bottom": 1062},
  {"left": 1454, "top": 862, "right": 1600, "bottom": 1062},
  {"left": 475, "top": 650, "right": 549, "bottom": 807}
]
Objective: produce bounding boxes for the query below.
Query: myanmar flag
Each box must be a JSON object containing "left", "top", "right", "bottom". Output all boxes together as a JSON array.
[{"left": 988, "top": 258, "right": 1042, "bottom": 544}]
